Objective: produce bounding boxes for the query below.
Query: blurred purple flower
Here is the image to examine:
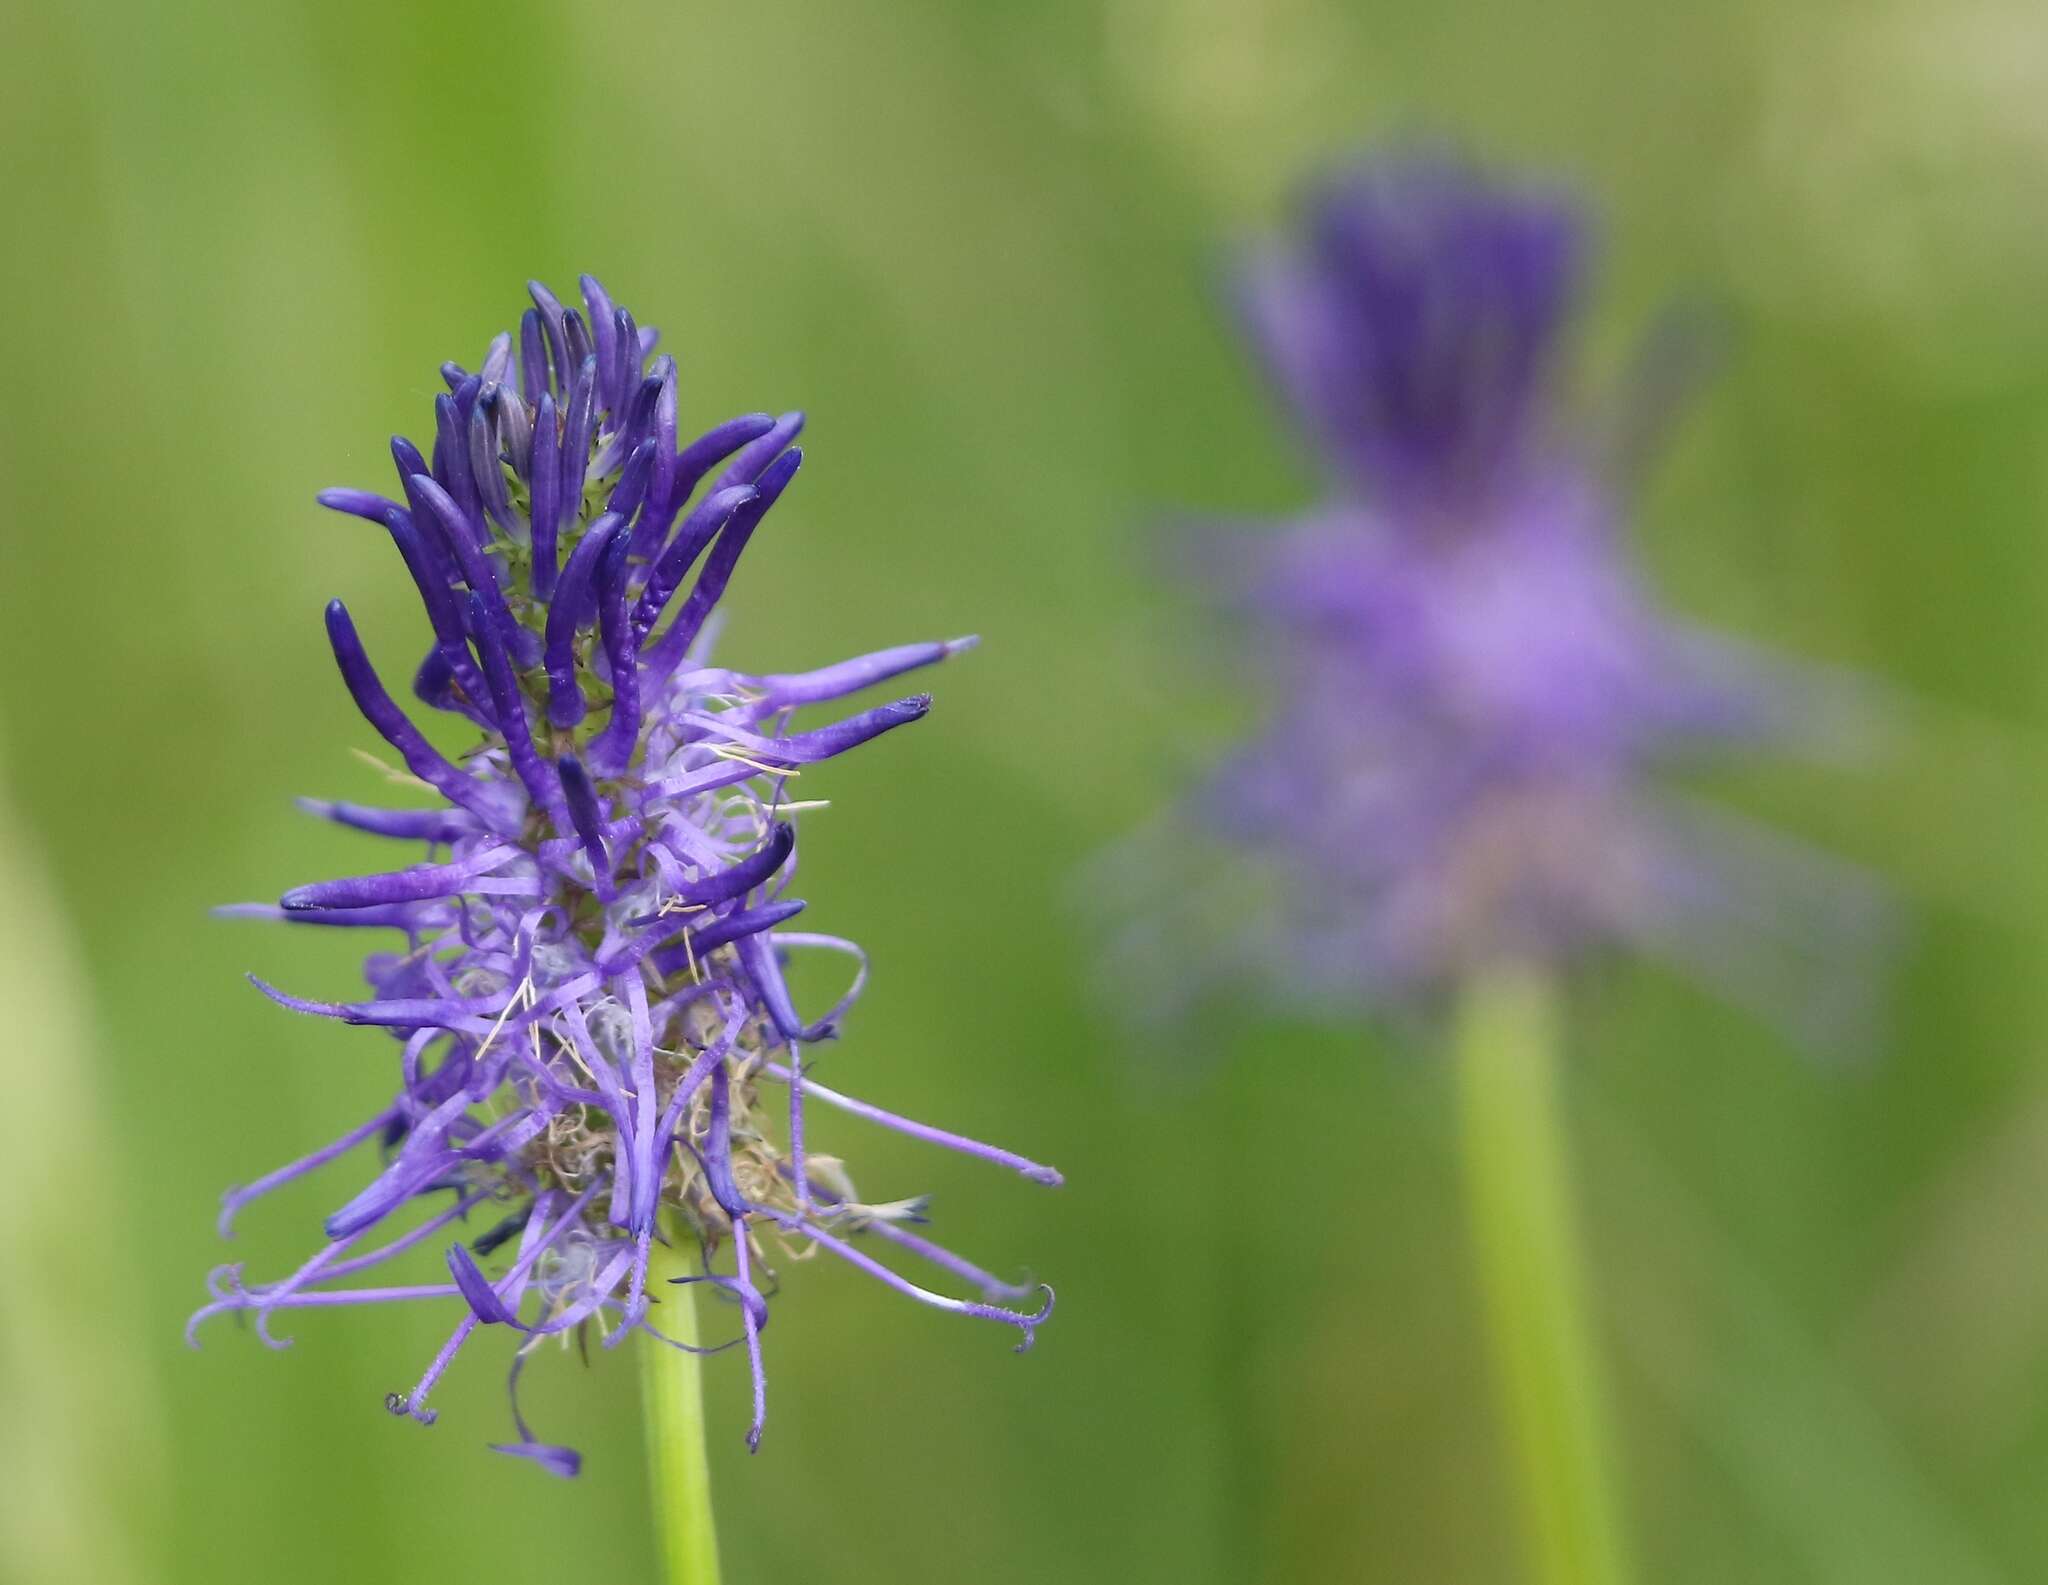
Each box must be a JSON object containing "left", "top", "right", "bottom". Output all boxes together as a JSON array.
[
  {"left": 1128, "top": 153, "right": 1888, "bottom": 1036},
  {"left": 191, "top": 276, "right": 1057, "bottom": 1473}
]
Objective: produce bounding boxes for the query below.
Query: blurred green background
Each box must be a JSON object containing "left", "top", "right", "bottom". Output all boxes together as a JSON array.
[{"left": 4, "top": 1, "right": 2047, "bottom": 1581}]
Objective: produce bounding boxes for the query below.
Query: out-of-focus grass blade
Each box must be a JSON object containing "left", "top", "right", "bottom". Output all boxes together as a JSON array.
[
  {"left": 0, "top": 745, "right": 164, "bottom": 1584},
  {"left": 1590, "top": 1094, "right": 2004, "bottom": 1585}
]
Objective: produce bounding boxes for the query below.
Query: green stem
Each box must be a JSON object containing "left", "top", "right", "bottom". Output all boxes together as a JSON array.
[
  {"left": 643, "top": 1230, "right": 722, "bottom": 1585},
  {"left": 1453, "top": 964, "right": 1631, "bottom": 1585}
]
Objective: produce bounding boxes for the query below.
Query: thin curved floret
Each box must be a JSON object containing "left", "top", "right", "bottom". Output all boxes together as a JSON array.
[
  {"left": 1139, "top": 152, "right": 1888, "bottom": 1037},
  {"left": 194, "top": 275, "right": 1059, "bottom": 1474}
]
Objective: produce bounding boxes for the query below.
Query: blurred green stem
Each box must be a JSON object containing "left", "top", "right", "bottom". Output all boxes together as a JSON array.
[
  {"left": 1454, "top": 964, "right": 1630, "bottom": 1585},
  {"left": 643, "top": 1230, "right": 722, "bottom": 1585}
]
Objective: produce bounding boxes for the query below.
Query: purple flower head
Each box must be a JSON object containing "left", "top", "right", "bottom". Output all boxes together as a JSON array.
[
  {"left": 193, "top": 276, "right": 1057, "bottom": 1471},
  {"left": 1137, "top": 153, "right": 1888, "bottom": 1034},
  {"left": 1240, "top": 151, "right": 1584, "bottom": 513}
]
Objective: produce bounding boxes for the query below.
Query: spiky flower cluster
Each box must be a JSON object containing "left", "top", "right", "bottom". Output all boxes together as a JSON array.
[
  {"left": 191, "top": 275, "right": 1057, "bottom": 1473},
  {"left": 1145, "top": 152, "right": 1884, "bottom": 1030}
]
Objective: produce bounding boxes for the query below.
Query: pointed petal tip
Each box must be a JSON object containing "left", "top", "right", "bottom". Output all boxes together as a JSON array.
[
  {"left": 446, "top": 1244, "right": 514, "bottom": 1324},
  {"left": 315, "top": 487, "right": 383, "bottom": 517},
  {"left": 489, "top": 1441, "right": 583, "bottom": 1478},
  {"left": 245, "top": 972, "right": 296, "bottom": 1008},
  {"left": 943, "top": 635, "right": 981, "bottom": 657}
]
